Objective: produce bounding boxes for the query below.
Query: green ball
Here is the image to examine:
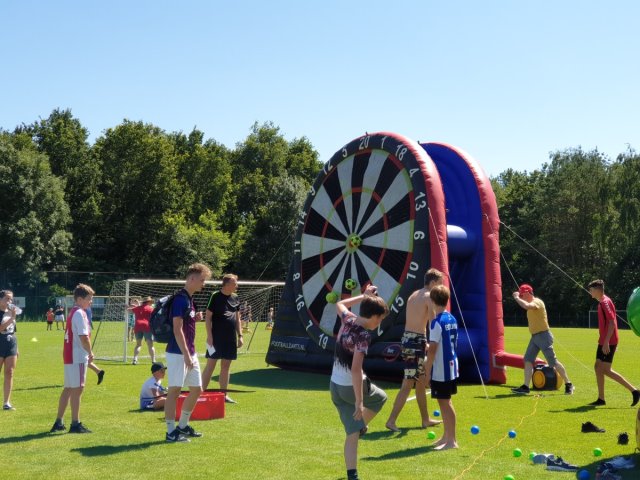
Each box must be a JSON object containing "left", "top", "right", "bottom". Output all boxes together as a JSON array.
[
  {"left": 345, "top": 278, "right": 357, "bottom": 291},
  {"left": 504, "top": 475, "right": 515, "bottom": 480},
  {"left": 513, "top": 448, "right": 522, "bottom": 458},
  {"left": 528, "top": 452, "right": 536, "bottom": 460},
  {"left": 427, "top": 431, "right": 436, "bottom": 439},
  {"left": 325, "top": 291, "right": 339, "bottom": 304},
  {"left": 627, "top": 287, "right": 640, "bottom": 336},
  {"left": 593, "top": 447, "right": 602, "bottom": 457}
]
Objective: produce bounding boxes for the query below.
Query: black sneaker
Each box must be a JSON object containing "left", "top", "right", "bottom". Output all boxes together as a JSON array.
[
  {"left": 565, "top": 383, "right": 575, "bottom": 395},
  {"left": 177, "top": 425, "right": 203, "bottom": 438},
  {"left": 166, "top": 429, "right": 190, "bottom": 443},
  {"left": 631, "top": 390, "right": 640, "bottom": 407},
  {"left": 588, "top": 398, "right": 606, "bottom": 406},
  {"left": 69, "top": 422, "right": 92, "bottom": 433},
  {"left": 511, "top": 385, "right": 530, "bottom": 395},
  {"left": 97, "top": 370, "right": 105, "bottom": 385},
  {"left": 546, "top": 456, "right": 578, "bottom": 472},
  {"left": 50, "top": 421, "right": 66, "bottom": 433},
  {"left": 582, "top": 421, "right": 605, "bottom": 433}
]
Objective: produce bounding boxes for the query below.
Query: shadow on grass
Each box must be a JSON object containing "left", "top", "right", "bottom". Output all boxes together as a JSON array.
[
  {"left": 363, "top": 425, "right": 436, "bottom": 441},
  {"left": 71, "top": 441, "right": 166, "bottom": 456},
  {"left": 229, "top": 368, "right": 329, "bottom": 391},
  {"left": 0, "top": 432, "right": 52, "bottom": 444},
  {"left": 362, "top": 445, "right": 433, "bottom": 461},
  {"left": 14, "top": 384, "right": 63, "bottom": 391},
  {"left": 362, "top": 429, "right": 407, "bottom": 441},
  {"left": 549, "top": 405, "right": 629, "bottom": 413}
]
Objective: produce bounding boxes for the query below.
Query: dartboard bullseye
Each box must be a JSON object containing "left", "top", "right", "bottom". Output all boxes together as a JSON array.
[{"left": 292, "top": 132, "right": 434, "bottom": 350}]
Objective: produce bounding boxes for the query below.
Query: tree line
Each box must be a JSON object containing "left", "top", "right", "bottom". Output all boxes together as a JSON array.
[
  {"left": 1, "top": 109, "right": 638, "bottom": 321},
  {"left": 493, "top": 147, "right": 640, "bottom": 321},
  {"left": 0, "top": 109, "right": 320, "bottom": 295}
]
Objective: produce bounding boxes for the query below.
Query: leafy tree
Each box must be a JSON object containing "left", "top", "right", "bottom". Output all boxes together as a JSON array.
[
  {"left": 93, "top": 120, "right": 185, "bottom": 272},
  {"left": 224, "top": 123, "right": 321, "bottom": 278},
  {"left": 29, "top": 109, "right": 103, "bottom": 268},
  {"left": 607, "top": 148, "right": 640, "bottom": 297},
  {"left": 172, "top": 128, "right": 233, "bottom": 222},
  {"left": 228, "top": 174, "right": 308, "bottom": 279},
  {"left": 0, "top": 133, "right": 71, "bottom": 287}
]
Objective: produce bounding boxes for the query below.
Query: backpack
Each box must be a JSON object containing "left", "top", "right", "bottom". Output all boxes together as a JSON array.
[{"left": 150, "top": 291, "right": 184, "bottom": 343}]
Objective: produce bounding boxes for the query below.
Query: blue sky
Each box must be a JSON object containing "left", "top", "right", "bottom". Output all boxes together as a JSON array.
[{"left": 2, "top": 1, "right": 638, "bottom": 177}]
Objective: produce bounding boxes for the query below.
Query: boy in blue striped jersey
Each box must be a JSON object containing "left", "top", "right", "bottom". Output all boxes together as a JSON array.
[{"left": 424, "top": 285, "right": 459, "bottom": 450}]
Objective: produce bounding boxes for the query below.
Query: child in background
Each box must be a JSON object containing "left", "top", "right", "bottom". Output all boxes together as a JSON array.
[
  {"left": 140, "top": 362, "right": 168, "bottom": 411},
  {"left": 46, "top": 308, "right": 54, "bottom": 331},
  {"left": 85, "top": 306, "right": 105, "bottom": 385}
]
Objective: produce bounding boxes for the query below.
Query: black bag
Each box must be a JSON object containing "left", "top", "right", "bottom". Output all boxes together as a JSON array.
[{"left": 150, "top": 292, "right": 181, "bottom": 343}]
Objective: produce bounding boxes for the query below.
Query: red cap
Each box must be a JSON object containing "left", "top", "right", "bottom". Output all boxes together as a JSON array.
[{"left": 518, "top": 284, "right": 533, "bottom": 295}]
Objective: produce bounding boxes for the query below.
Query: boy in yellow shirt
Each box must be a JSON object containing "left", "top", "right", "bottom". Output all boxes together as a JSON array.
[{"left": 511, "top": 284, "right": 574, "bottom": 395}]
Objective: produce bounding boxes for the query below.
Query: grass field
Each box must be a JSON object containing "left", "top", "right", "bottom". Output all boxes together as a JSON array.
[{"left": 3, "top": 323, "right": 639, "bottom": 479}]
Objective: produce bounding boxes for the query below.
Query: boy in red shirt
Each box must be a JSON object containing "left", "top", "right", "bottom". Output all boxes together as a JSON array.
[{"left": 587, "top": 279, "right": 639, "bottom": 406}]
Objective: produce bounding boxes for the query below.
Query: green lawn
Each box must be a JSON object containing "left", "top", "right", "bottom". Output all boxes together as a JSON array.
[{"left": 3, "top": 323, "right": 639, "bottom": 479}]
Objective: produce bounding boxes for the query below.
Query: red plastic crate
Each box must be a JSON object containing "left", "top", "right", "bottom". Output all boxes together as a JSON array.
[{"left": 175, "top": 391, "right": 225, "bottom": 420}]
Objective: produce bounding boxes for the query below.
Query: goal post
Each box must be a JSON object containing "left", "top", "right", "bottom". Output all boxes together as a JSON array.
[{"left": 94, "top": 279, "right": 285, "bottom": 361}]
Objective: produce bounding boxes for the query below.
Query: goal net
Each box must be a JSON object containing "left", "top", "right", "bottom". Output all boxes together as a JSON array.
[{"left": 94, "top": 279, "right": 285, "bottom": 361}]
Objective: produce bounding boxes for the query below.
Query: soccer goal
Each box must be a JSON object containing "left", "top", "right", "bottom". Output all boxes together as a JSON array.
[{"left": 94, "top": 279, "right": 285, "bottom": 361}]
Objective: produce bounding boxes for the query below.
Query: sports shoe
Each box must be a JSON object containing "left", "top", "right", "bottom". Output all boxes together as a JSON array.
[
  {"left": 97, "top": 370, "right": 105, "bottom": 385},
  {"left": 50, "top": 421, "right": 66, "bottom": 433},
  {"left": 177, "top": 425, "right": 202, "bottom": 438},
  {"left": 588, "top": 398, "right": 606, "bottom": 406},
  {"left": 3, "top": 403, "right": 15, "bottom": 410},
  {"left": 631, "top": 389, "right": 640, "bottom": 406},
  {"left": 69, "top": 422, "right": 92, "bottom": 433},
  {"left": 582, "top": 421, "right": 605, "bottom": 433},
  {"left": 564, "top": 382, "right": 574, "bottom": 395},
  {"left": 546, "top": 456, "right": 578, "bottom": 472},
  {"left": 132, "top": 358, "right": 138, "bottom": 365},
  {"left": 225, "top": 396, "right": 237, "bottom": 404},
  {"left": 166, "top": 429, "right": 190, "bottom": 443},
  {"left": 511, "top": 385, "right": 530, "bottom": 395}
]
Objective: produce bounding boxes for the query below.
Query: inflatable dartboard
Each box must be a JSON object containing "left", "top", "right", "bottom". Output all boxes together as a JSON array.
[{"left": 292, "top": 132, "right": 448, "bottom": 351}]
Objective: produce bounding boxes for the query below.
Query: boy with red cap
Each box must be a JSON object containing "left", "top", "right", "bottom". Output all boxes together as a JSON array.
[{"left": 511, "top": 283, "right": 574, "bottom": 395}]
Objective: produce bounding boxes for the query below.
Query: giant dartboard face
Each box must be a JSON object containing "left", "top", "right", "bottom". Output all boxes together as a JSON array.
[{"left": 293, "top": 133, "right": 433, "bottom": 351}]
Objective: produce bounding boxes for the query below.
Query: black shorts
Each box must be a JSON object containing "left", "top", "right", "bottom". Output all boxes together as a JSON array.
[
  {"left": 206, "top": 335, "right": 238, "bottom": 361},
  {"left": 596, "top": 344, "right": 617, "bottom": 363},
  {"left": 0, "top": 334, "right": 18, "bottom": 358},
  {"left": 431, "top": 379, "right": 457, "bottom": 399}
]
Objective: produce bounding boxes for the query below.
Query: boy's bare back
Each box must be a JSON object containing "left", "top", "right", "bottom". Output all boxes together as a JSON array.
[{"left": 405, "top": 288, "right": 433, "bottom": 334}]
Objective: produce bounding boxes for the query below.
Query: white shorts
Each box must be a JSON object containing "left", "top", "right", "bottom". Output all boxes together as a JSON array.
[
  {"left": 166, "top": 352, "right": 202, "bottom": 388},
  {"left": 64, "top": 362, "right": 87, "bottom": 388}
]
